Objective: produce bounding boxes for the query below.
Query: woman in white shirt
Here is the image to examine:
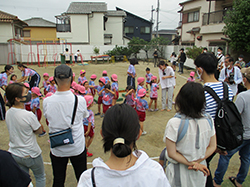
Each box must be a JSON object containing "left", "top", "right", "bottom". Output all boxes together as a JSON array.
[
  {"left": 5, "top": 83, "right": 46, "bottom": 187},
  {"left": 78, "top": 104, "right": 170, "bottom": 187},
  {"left": 163, "top": 82, "right": 216, "bottom": 187}
]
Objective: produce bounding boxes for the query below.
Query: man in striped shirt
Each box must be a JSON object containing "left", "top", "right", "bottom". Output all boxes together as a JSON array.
[{"left": 194, "top": 53, "right": 233, "bottom": 187}]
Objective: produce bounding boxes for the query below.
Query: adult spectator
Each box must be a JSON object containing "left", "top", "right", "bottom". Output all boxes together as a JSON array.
[
  {"left": 202, "top": 47, "right": 208, "bottom": 53},
  {"left": 178, "top": 48, "right": 186, "bottom": 74},
  {"left": 213, "top": 67, "right": 250, "bottom": 187},
  {"left": 5, "top": 83, "right": 46, "bottom": 187},
  {"left": 0, "top": 150, "right": 32, "bottom": 187},
  {"left": 127, "top": 58, "right": 138, "bottom": 90},
  {"left": 215, "top": 47, "right": 225, "bottom": 80},
  {"left": 234, "top": 54, "right": 245, "bottom": 69},
  {"left": 17, "top": 63, "right": 41, "bottom": 88},
  {"left": 43, "top": 64, "right": 89, "bottom": 186},
  {"left": 0, "top": 65, "right": 14, "bottom": 120},
  {"left": 194, "top": 53, "right": 234, "bottom": 187},
  {"left": 77, "top": 104, "right": 171, "bottom": 187},
  {"left": 158, "top": 61, "right": 175, "bottom": 112},
  {"left": 219, "top": 57, "right": 243, "bottom": 97},
  {"left": 153, "top": 49, "right": 158, "bottom": 67}
]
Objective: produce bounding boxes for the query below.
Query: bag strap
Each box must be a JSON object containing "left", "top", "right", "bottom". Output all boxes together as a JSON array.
[
  {"left": 71, "top": 95, "right": 78, "bottom": 125},
  {"left": 204, "top": 85, "right": 221, "bottom": 103},
  {"left": 91, "top": 167, "right": 96, "bottom": 187},
  {"left": 174, "top": 113, "right": 189, "bottom": 143},
  {"left": 222, "top": 82, "right": 229, "bottom": 100}
]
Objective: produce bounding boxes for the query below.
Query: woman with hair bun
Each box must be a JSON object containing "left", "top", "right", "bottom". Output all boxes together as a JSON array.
[{"left": 77, "top": 104, "right": 170, "bottom": 187}]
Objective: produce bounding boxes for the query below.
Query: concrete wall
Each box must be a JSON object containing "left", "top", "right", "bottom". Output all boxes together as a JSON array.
[
  {"left": 105, "top": 16, "right": 123, "bottom": 45},
  {"left": 0, "top": 23, "right": 13, "bottom": 43}
]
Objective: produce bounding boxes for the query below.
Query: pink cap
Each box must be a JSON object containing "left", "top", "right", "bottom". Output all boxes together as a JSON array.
[
  {"left": 84, "top": 95, "right": 94, "bottom": 107},
  {"left": 102, "top": 70, "right": 107, "bottom": 74},
  {"left": 71, "top": 81, "right": 77, "bottom": 89},
  {"left": 73, "top": 73, "right": 75, "bottom": 77},
  {"left": 151, "top": 76, "right": 157, "bottom": 81},
  {"left": 190, "top": 71, "right": 195, "bottom": 77},
  {"left": 80, "top": 70, "right": 86, "bottom": 75},
  {"left": 70, "top": 88, "right": 75, "bottom": 94},
  {"left": 111, "top": 74, "right": 118, "bottom": 82},
  {"left": 78, "top": 85, "right": 86, "bottom": 94},
  {"left": 137, "top": 88, "right": 146, "bottom": 97},
  {"left": 90, "top": 74, "right": 97, "bottom": 79},
  {"left": 31, "top": 87, "right": 42, "bottom": 96},
  {"left": 137, "top": 77, "right": 145, "bottom": 85},
  {"left": 24, "top": 83, "right": 30, "bottom": 88},
  {"left": 99, "top": 77, "right": 106, "bottom": 85},
  {"left": 43, "top": 92, "right": 53, "bottom": 99},
  {"left": 43, "top": 73, "right": 49, "bottom": 77},
  {"left": 49, "top": 76, "right": 54, "bottom": 82},
  {"left": 82, "top": 80, "right": 88, "bottom": 85}
]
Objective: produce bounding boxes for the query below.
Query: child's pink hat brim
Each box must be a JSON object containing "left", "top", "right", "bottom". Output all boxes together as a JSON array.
[
  {"left": 137, "top": 77, "right": 145, "bottom": 85},
  {"left": 31, "top": 87, "right": 42, "bottom": 96}
]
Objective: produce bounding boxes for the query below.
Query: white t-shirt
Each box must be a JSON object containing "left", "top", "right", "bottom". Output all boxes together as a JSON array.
[
  {"left": 43, "top": 90, "right": 89, "bottom": 157},
  {"left": 64, "top": 51, "right": 70, "bottom": 61},
  {"left": 158, "top": 66, "right": 175, "bottom": 89},
  {"left": 6, "top": 108, "right": 42, "bottom": 158},
  {"left": 77, "top": 150, "right": 170, "bottom": 187}
]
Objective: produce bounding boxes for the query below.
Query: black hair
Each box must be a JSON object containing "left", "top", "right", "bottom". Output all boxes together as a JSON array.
[
  {"left": 1, "top": 65, "right": 13, "bottom": 74},
  {"left": 104, "top": 84, "right": 111, "bottom": 89},
  {"left": 146, "top": 67, "right": 150, "bottom": 71},
  {"left": 6, "top": 83, "right": 25, "bottom": 107},
  {"left": 226, "top": 57, "right": 234, "bottom": 63},
  {"left": 129, "top": 58, "right": 138, "bottom": 65},
  {"left": 102, "top": 73, "right": 107, "bottom": 76},
  {"left": 83, "top": 81, "right": 88, "bottom": 86},
  {"left": 218, "top": 47, "right": 223, "bottom": 51},
  {"left": 66, "top": 48, "right": 69, "bottom": 52},
  {"left": 226, "top": 54, "right": 231, "bottom": 57},
  {"left": 194, "top": 53, "right": 218, "bottom": 75},
  {"left": 239, "top": 54, "right": 244, "bottom": 58},
  {"left": 125, "top": 85, "right": 133, "bottom": 91},
  {"left": 203, "top": 47, "right": 208, "bottom": 50},
  {"left": 102, "top": 104, "right": 140, "bottom": 158},
  {"left": 10, "top": 74, "right": 17, "bottom": 81},
  {"left": 17, "top": 63, "right": 28, "bottom": 69},
  {"left": 171, "top": 52, "right": 176, "bottom": 57},
  {"left": 158, "top": 60, "right": 166, "bottom": 66},
  {"left": 99, "top": 80, "right": 105, "bottom": 85},
  {"left": 180, "top": 48, "right": 184, "bottom": 51},
  {"left": 175, "top": 82, "right": 205, "bottom": 119}
]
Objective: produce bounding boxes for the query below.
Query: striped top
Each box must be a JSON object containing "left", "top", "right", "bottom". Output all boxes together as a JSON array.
[{"left": 204, "top": 82, "right": 234, "bottom": 119}]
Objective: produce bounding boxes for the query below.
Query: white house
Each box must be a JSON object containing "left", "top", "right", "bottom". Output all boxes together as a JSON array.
[
  {"left": 178, "top": 0, "right": 233, "bottom": 51},
  {"left": 55, "top": 2, "right": 126, "bottom": 46}
]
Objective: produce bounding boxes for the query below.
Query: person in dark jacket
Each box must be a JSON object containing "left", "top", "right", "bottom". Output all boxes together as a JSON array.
[
  {"left": 153, "top": 49, "right": 159, "bottom": 67},
  {"left": 178, "top": 48, "right": 186, "bottom": 74}
]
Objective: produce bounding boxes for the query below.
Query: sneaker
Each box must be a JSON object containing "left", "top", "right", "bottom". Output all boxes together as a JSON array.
[
  {"left": 154, "top": 108, "right": 159, "bottom": 111},
  {"left": 141, "top": 131, "right": 147, "bottom": 135},
  {"left": 39, "top": 131, "right": 46, "bottom": 137},
  {"left": 148, "top": 109, "right": 154, "bottom": 112},
  {"left": 87, "top": 151, "right": 93, "bottom": 157},
  {"left": 95, "top": 112, "right": 101, "bottom": 116},
  {"left": 100, "top": 114, "right": 104, "bottom": 118}
]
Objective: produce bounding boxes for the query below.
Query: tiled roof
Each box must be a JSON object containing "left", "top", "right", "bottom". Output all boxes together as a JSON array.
[
  {"left": 66, "top": 2, "right": 107, "bottom": 14},
  {"left": 0, "top": 10, "right": 19, "bottom": 22},
  {"left": 105, "top": 10, "right": 126, "bottom": 17},
  {"left": 24, "top": 17, "right": 56, "bottom": 27}
]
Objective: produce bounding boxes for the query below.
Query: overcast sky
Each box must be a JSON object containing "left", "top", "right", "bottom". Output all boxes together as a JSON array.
[{"left": 0, "top": 0, "right": 183, "bottom": 30}]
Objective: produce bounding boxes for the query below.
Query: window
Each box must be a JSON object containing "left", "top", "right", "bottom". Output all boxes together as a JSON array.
[
  {"left": 124, "top": 27, "right": 134, "bottom": 34},
  {"left": 23, "top": 30, "right": 30, "bottom": 37},
  {"left": 188, "top": 11, "right": 199, "bottom": 22},
  {"left": 140, "top": 27, "right": 150, "bottom": 34}
]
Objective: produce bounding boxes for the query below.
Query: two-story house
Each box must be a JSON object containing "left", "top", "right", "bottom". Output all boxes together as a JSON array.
[
  {"left": 178, "top": 0, "right": 233, "bottom": 51},
  {"left": 55, "top": 2, "right": 126, "bottom": 45}
]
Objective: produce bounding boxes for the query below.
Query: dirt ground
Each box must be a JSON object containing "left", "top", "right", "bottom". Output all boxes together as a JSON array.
[{"left": 0, "top": 61, "right": 248, "bottom": 186}]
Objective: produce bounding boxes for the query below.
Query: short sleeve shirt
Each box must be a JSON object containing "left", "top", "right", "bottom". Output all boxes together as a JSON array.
[
  {"left": 97, "top": 85, "right": 104, "bottom": 96},
  {"left": 85, "top": 88, "right": 92, "bottom": 95},
  {"left": 135, "top": 97, "right": 148, "bottom": 112},
  {"left": 31, "top": 97, "right": 40, "bottom": 110},
  {"left": 83, "top": 110, "right": 94, "bottom": 127},
  {"left": 125, "top": 94, "right": 135, "bottom": 106},
  {"left": 43, "top": 80, "right": 49, "bottom": 89},
  {"left": 150, "top": 83, "right": 159, "bottom": 98},
  {"left": 78, "top": 77, "right": 87, "bottom": 85},
  {"left": 127, "top": 65, "right": 136, "bottom": 76},
  {"left": 111, "top": 82, "right": 118, "bottom": 92},
  {"left": 146, "top": 73, "right": 153, "bottom": 83},
  {"left": 46, "top": 85, "right": 57, "bottom": 94},
  {"left": 103, "top": 76, "right": 110, "bottom": 84},
  {"left": 22, "top": 68, "right": 36, "bottom": 77},
  {"left": 136, "top": 85, "right": 143, "bottom": 96},
  {"left": 0, "top": 73, "right": 8, "bottom": 87},
  {"left": 89, "top": 80, "right": 95, "bottom": 87},
  {"left": 102, "top": 91, "right": 114, "bottom": 105}
]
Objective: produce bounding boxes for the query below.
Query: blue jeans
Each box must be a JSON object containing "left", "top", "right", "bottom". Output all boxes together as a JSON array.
[
  {"left": 12, "top": 154, "right": 46, "bottom": 187},
  {"left": 214, "top": 139, "right": 250, "bottom": 185},
  {"left": 179, "top": 62, "right": 184, "bottom": 73}
]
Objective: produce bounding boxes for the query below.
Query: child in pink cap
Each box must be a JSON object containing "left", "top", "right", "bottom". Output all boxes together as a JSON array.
[
  {"left": 102, "top": 70, "right": 110, "bottom": 84},
  {"left": 136, "top": 77, "right": 145, "bottom": 96},
  {"left": 89, "top": 74, "right": 97, "bottom": 97},
  {"left": 145, "top": 67, "right": 153, "bottom": 91},
  {"left": 31, "top": 87, "right": 46, "bottom": 136},
  {"left": 40, "top": 73, "right": 49, "bottom": 96},
  {"left": 78, "top": 85, "right": 86, "bottom": 96},
  {"left": 125, "top": 85, "right": 135, "bottom": 108},
  {"left": 95, "top": 77, "right": 106, "bottom": 116},
  {"left": 82, "top": 80, "right": 92, "bottom": 95},
  {"left": 111, "top": 74, "right": 119, "bottom": 105},
  {"left": 78, "top": 70, "right": 87, "bottom": 85},
  {"left": 46, "top": 76, "right": 57, "bottom": 94},
  {"left": 83, "top": 95, "right": 95, "bottom": 157},
  {"left": 23, "top": 83, "right": 32, "bottom": 111},
  {"left": 148, "top": 76, "right": 159, "bottom": 111},
  {"left": 187, "top": 71, "right": 195, "bottom": 82},
  {"left": 133, "top": 88, "right": 148, "bottom": 135},
  {"left": 100, "top": 84, "right": 115, "bottom": 116}
]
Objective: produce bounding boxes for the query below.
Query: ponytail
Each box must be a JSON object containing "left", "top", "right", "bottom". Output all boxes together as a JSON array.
[{"left": 1, "top": 65, "right": 13, "bottom": 74}]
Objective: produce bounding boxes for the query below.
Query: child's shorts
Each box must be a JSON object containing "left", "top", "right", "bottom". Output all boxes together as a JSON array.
[
  {"left": 44, "top": 89, "right": 48, "bottom": 96},
  {"left": 103, "top": 104, "right": 112, "bottom": 114},
  {"left": 114, "top": 91, "right": 119, "bottom": 100},
  {"left": 84, "top": 125, "right": 95, "bottom": 138},
  {"left": 136, "top": 110, "right": 146, "bottom": 122},
  {"left": 150, "top": 97, "right": 157, "bottom": 101},
  {"left": 25, "top": 104, "right": 31, "bottom": 111},
  {"left": 90, "top": 88, "right": 96, "bottom": 97},
  {"left": 97, "top": 96, "right": 103, "bottom": 104},
  {"left": 36, "top": 108, "right": 42, "bottom": 121},
  {"left": 146, "top": 82, "right": 150, "bottom": 85}
]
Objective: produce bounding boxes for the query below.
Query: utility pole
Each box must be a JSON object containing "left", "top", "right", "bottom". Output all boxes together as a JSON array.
[
  {"left": 156, "top": 0, "right": 160, "bottom": 38},
  {"left": 151, "top": 5, "right": 155, "bottom": 39}
]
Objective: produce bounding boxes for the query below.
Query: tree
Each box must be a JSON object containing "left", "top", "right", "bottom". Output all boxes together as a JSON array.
[
  {"left": 149, "top": 37, "right": 169, "bottom": 58},
  {"left": 223, "top": 0, "right": 250, "bottom": 53},
  {"left": 128, "top": 37, "right": 146, "bottom": 58},
  {"left": 186, "top": 46, "right": 203, "bottom": 60}
]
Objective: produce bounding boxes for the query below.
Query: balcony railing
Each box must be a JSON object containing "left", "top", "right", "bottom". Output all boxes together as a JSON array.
[
  {"left": 202, "top": 10, "right": 227, "bottom": 26},
  {"left": 56, "top": 24, "right": 71, "bottom": 32}
]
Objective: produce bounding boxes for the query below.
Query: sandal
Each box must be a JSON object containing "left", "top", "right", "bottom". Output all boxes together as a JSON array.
[{"left": 229, "top": 177, "right": 237, "bottom": 187}]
